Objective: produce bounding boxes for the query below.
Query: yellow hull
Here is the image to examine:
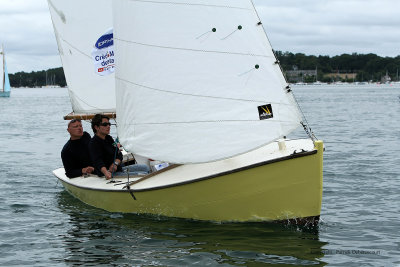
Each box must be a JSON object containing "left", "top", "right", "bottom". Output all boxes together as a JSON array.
[{"left": 59, "top": 141, "right": 323, "bottom": 222}]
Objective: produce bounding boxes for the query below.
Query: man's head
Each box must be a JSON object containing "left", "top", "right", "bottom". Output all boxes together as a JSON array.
[
  {"left": 67, "top": 119, "right": 83, "bottom": 140},
  {"left": 91, "top": 114, "right": 111, "bottom": 137}
]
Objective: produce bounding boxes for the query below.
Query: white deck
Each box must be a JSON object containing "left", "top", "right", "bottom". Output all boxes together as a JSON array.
[{"left": 53, "top": 139, "right": 315, "bottom": 191}]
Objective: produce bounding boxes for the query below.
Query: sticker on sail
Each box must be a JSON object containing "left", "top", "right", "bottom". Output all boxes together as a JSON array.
[
  {"left": 91, "top": 28, "right": 115, "bottom": 76},
  {"left": 258, "top": 104, "right": 273, "bottom": 120}
]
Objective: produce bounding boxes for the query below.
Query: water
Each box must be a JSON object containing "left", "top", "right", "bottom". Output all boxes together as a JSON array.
[{"left": 0, "top": 85, "right": 399, "bottom": 266}]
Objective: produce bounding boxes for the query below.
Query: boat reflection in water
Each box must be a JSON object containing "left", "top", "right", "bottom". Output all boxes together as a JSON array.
[{"left": 56, "top": 191, "right": 328, "bottom": 266}]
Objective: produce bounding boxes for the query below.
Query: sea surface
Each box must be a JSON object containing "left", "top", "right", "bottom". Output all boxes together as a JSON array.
[{"left": 0, "top": 85, "right": 399, "bottom": 266}]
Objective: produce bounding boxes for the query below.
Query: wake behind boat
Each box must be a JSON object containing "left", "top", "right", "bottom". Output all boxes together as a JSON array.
[{"left": 49, "top": 0, "right": 324, "bottom": 224}]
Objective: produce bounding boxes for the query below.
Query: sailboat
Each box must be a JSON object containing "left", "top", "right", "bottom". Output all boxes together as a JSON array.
[
  {"left": 50, "top": 0, "right": 323, "bottom": 224},
  {"left": 0, "top": 45, "right": 11, "bottom": 97}
]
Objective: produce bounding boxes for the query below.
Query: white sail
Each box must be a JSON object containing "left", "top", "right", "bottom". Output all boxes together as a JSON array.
[
  {"left": 113, "top": 0, "right": 302, "bottom": 163},
  {"left": 0, "top": 46, "right": 10, "bottom": 94},
  {"left": 47, "top": 0, "right": 115, "bottom": 114},
  {"left": 0, "top": 49, "right": 4, "bottom": 91}
]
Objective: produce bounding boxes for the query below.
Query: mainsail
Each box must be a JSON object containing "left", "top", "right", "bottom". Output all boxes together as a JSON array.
[
  {"left": 48, "top": 0, "right": 115, "bottom": 114},
  {"left": 113, "top": 0, "right": 302, "bottom": 164}
]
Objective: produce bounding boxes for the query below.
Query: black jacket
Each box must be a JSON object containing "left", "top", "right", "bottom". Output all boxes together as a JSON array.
[
  {"left": 89, "top": 134, "right": 123, "bottom": 176},
  {"left": 61, "top": 132, "right": 92, "bottom": 178}
]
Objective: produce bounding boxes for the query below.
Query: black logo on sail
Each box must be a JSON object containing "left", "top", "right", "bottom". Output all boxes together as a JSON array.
[{"left": 258, "top": 104, "right": 273, "bottom": 120}]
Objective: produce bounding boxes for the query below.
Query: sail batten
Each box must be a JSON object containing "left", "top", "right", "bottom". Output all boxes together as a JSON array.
[
  {"left": 113, "top": 0, "right": 302, "bottom": 163},
  {"left": 116, "top": 76, "right": 290, "bottom": 104},
  {"left": 115, "top": 38, "right": 272, "bottom": 58}
]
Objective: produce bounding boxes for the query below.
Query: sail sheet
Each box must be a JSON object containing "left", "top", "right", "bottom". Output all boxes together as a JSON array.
[
  {"left": 47, "top": 0, "right": 115, "bottom": 114},
  {"left": 113, "top": 0, "right": 302, "bottom": 163}
]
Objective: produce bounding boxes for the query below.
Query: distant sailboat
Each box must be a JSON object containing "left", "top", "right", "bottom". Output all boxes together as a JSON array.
[
  {"left": 0, "top": 45, "right": 11, "bottom": 97},
  {"left": 41, "top": 71, "right": 60, "bottom": 88},
  {"left": 50, "top": 0, "right": 324, "bottom": 224}
]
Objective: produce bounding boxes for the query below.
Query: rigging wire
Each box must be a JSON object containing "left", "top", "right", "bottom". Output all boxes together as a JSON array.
[
  {"left": 290, "top": 88, "right": 318, "bottom": 142},
  {"left": 125, "top": 153, "right": 137, "bottom": 200},
  {"left": 249, "top": 0, "right": 317, "bottom": 143},
  {"left": 112, "top": 120, "right": 137, "bottom": 200}
]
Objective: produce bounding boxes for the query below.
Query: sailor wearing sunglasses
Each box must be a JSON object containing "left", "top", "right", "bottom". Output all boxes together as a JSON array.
[{"left": 89, "top": 114, "right": 149, "bottom": 179}]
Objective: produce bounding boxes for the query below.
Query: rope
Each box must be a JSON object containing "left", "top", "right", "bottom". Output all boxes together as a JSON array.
[
  {"left": 110, "top": 141, "right": 118, "bottom": 180},
  {"left": 290, "top": 89, "right": 318, "bottom": 142},
  {"left": 125, "top": 153, "right": 136, "bottom": 200}
]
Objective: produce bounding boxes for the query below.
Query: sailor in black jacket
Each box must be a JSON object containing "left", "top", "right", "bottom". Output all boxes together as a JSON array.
[
  {"left": 61, "top": 119, "right": 94, "bottom": 178},
  {"left": 89, "top": 132, "right": 123, "bottom": 178},
  {"left": 89, "top": 114, "right": 150, "bottom": 179},
  {"left": 89, "top": 114, "right": 123, "bottom": 179}
]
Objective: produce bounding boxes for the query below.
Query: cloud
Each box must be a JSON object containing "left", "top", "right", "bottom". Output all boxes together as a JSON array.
[
  {"left": 0, "top": 0, "right": 61, "bottom": 73},
  {"left": 1, "top": 0, "right": 399, "bottom": 73},
  {"left": 254, "top": 0, "right": 400, "bottom": 57}
]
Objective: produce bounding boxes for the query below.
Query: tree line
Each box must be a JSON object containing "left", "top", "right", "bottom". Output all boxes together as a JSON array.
[
  {"left": 8, "top": 52, "right": 400, "bottom": 87},
  {"left": 9, "top": 67, "right": 66, "bottom": 88},
  {"left": 275, "top": 51, "right": 400, "bottom": 83}
]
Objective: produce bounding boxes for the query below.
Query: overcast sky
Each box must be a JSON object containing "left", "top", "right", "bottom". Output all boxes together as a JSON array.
[{"left": 1, "top": 0, "right": 399, "bottom": 74}]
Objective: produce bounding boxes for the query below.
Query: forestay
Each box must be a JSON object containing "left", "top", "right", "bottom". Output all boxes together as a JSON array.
[
  {"left": 113, "top": 0, "right": 302, "bottom": 163},
  {"left": 48, "top": 0, "right": 115, "bottom": 114}
]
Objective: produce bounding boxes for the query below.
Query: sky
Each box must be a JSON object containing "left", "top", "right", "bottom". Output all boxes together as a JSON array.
[{"left": 0, "top": 0, "right": 399, "bottom": 74}]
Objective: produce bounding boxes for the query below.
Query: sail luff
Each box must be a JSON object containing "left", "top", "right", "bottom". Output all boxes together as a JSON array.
[{"left": 113, "top": 0, "right": 302, "bottom": 163}]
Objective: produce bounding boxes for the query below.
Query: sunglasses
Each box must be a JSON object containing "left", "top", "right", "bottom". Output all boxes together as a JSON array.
[
  {"left": 68, "top": 119, "right": 82, "bottom": 127},
  {"left": 100, "top": 122, "right": 111, "bottom": 127}
]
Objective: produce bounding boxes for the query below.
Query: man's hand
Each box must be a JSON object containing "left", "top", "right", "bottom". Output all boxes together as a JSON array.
[
  {"left": 104, "top": 170, "right": 112, "bottom": 180},
  {"left": 109, "top": 163, "right": 118, "bottom": 172},
  {"left": 101, "top": 167, "right": 112, "bottom": 179},
  {"left": 82, "top": 166, "right": 94, "bottom": 175},
  {"left": 83, "top": 166, "right": 94, "bottom": 174}
]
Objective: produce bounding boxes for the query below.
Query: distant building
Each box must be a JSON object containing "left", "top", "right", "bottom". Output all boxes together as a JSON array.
[
  {"left": 285, "top": 69, "right": 317, "bottom": 83},
  {"left": 324, "top": 73, "right": 357, "bottom": 81}
]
